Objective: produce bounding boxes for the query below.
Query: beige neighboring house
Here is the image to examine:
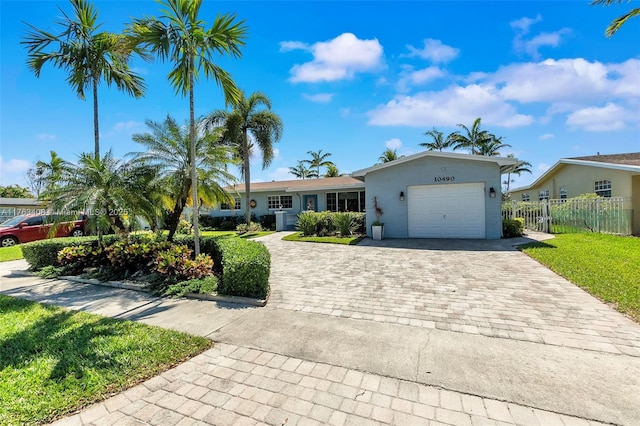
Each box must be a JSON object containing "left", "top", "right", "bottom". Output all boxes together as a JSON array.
[
  {"left": 0, "top": 198, "right": 45, "bottom": 222},
  {"left": 509, "top": 152, "right": 640, "bottom": 234}
]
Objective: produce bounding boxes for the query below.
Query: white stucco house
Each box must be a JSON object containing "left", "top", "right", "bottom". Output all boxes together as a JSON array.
[{"left": 206, "top": 151, "right": 518, "bottom": 239}]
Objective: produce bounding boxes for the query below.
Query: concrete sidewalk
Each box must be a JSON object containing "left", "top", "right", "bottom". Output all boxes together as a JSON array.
[{"left": 1, "top": 240, "right": 639, "bottom": 425}]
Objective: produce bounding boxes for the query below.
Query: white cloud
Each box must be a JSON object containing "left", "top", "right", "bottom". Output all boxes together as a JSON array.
[
  {"left": 285, "top": 33, "right": 384, "bottom": 83},
  {"left": 537, "top": 163, "right": 551, "bottom": 173},
  {"left": 515, "top": 29, "right": 571, "bottom": 59},
  {"left": 36, "top": 133, "right": 56, "bottom": 141},
  {"left": 339, "top": 107, "right": 351, "bottom": 117},
  {"left": 404, "top": 39, "right": 459, "bottom": 63},
  {"left": 492, "top": 58, "right": 639, "bottom": 128},
  {"left": 367, "top": 84, "right": 533, "bottom": 128},
  {"left": 385, "top": 138, "right": 402, "bottom": 150},
  {"left": 566, "top": 103, "right": 627, "bottom": 131},
  {"left": 279, "top": 41, "right": 309, "bottom": 52},
  {"left": 269, "top": 167, "right": 294, "bottom": 181},
  {"left": 112, "top": 120, "right": 145, "bottom": 133},
  {"left": 303, "top": 93, "right": 334, "bottom": 103},
  {"left": 538, "top": 133, "right": 555, "bottom": 140},
  {"left": 510, "top": 15, "right": 542, "bottom": 34},
  {"left": 0, "top": 156, "right": 32, "bottom": 186},
  {"left": 397, "top": 66, "right": 444, "bottom": 91}
]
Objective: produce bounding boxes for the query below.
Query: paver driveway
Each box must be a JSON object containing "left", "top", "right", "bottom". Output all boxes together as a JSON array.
[{"left": 262, "top": 233, "right": 640, "bottom": 357}]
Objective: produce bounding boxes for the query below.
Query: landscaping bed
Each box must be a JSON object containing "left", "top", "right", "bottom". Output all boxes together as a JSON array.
[
  {"left": 0, "top": 294, "right": 212, "bottom": 425},
  {"left": 521, "top": 233, "right": 640, "bottom": 322},
  {"left": 21, "top": 232, "right": 271, "bottom": 300}
]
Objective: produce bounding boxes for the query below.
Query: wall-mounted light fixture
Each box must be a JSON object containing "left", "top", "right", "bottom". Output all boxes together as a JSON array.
[
  {"left": 489, "top": 187, "right": 497, "bottom": 198},
  {"left": 399, "top": 191, "right": 405, "bottom": 201}
]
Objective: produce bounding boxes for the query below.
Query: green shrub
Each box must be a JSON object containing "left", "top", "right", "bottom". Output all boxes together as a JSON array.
[
  {"left": 35, "top": 265, "right": 65, "bottom": 278},
  {"left": 21, "top": 235, "right": 119, "bottom": 270},
  {"left": 219, "top": 220, "right": 236, "bottom": 231},
  {"left": 260, "top": 214, "right": 276, "bottom": 231},
  {"left": 176, "top": 219, "right": 193, "bottom": 235},
  {"left": 503, "top": 218, "right": 525, "bottom": 238},
  {"left": 315, "top": 211, "right": 334, "bottom": 236},
  {"left": 236, "top": 222, "right": 263, "bottom": 233},
  {"left": 215, "top": 238, "right": 270, "bottom": 298},
  {"left": 164, "top": 275, "right": 219, "bottom": 297},
  {"left": 153, "top": 245, "right": 213, "bottom": 281},
  {"left": 334, "top": 213, "right": 357, "bottom": 236},
  {"left": 352, "top": 213, "right": 366, "bottom": 234},
  {"left": 296, "top": 211, "right": 319, "bottom": 236},
  {"left": 58, "top": 244, "right": 106, "bottom": 274}
]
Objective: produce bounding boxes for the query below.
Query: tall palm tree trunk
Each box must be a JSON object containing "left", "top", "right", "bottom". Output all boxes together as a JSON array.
[
  {"left": 243, "top": 129, "right": 251, "bottom": 224},
  {"left": 189, "top": 68, "right": 201, "bottom": 256},
  {"left": 93, "top": 77, "right": 100, "bottom": 157}
]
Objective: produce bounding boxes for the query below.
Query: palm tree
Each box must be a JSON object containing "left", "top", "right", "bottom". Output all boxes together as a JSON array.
[
  {"left": 205, "top": 91, "right": 283, "bottom": 225},
  {"left": 420, "top": 128, "right": 453, "bottom": 152},
  {"left": 43, "top": 150, "right": 156, "bottom": 246},
  {"left": 34, "top": 151, "right": 66, "bottom": 196},
  {"left": 324, "top": 164, "right": 341, "bottom": 177},
  {"left": 304, "top": 149, "right": 334, "bottom": 178},
  {"left": 502, "top": 154, "right": 532, "bottom": 193},
  {"left": 128, "top": 0, "right": 247, "bottom": 255},
  {"left": 22, "top": 0, "right": 145, "bottom": 157},
  {"left": 591, "top": 0, "right": 639, "bottom": 36},
  {"left": 449, "top": 117, "right": 493, "bottom": 155},
  {"left": 378, "top": 148, "right": 398, "bottom": 163},
  {"left": 289, "top": 161, "right": 315, "bottom": 179},
  {"left": 130, "top": 115, "right": 237, "bottom": 240},
  {"left": 476, "top": 136, "right": 511, "bottom": 157}
]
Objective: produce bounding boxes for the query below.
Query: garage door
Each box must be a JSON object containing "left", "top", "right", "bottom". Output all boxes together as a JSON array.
[{"left": 408, "top": 183, "right": 486, "bottom": 238}]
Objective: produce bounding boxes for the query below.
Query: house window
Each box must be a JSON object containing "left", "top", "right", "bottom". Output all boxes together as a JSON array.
[
  {"left": 326, "top": 191, "right": 365, "bottom": 212},
  {"left": 560, "top": 186, "right": 568, "bottom": 200},
  {"left": 521, "top": 193, "right": 530, "bottom": 201},
  {"left": 594, "top": 180, "right": 612, "bottom": 197},
  {"left": 220, "top": 197, "right": 241, "bottom": 210},
  {"left": 267, "top": 195, "right": 293, "bottom": 209},
  {"left": 538, "top": 189, "right": 550, "bottom": 200}
]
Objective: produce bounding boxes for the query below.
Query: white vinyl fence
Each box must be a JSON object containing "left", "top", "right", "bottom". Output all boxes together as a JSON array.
[{"left": 502, "top": 197, "right": 632, "bottom": 235}]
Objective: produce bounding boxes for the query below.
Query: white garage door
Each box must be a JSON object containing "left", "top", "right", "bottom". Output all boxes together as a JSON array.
[{"left": 408, "top": 183, "right": 486, "bottom": 239}]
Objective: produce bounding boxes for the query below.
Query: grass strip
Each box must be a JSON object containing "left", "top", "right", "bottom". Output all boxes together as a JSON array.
[
  {"left": 521, "top": 233, "right": 640, "bottom": 322},
  {"left": 0, "top": 295, "right": 212, "bottom": 425},
  {"left": 0, "top": 245, "right": 23, "bottom": 262},
  {"left": 282, "top": 233, "right": 364, "bottom": 245}
]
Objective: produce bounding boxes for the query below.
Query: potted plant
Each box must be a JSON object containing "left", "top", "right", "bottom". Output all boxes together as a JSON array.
[{"left": 371, "top": 196, "right": 384, "bottom": 240}]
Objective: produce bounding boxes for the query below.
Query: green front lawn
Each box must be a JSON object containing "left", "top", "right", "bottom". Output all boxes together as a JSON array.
[
  {"left": 0, "top": 245, "right": 23, "bottom": 262},
  {"left": 521, "top": 233, "right": 640, "bottom": 322},
  {"left": 0, "top": 295, "right": 212, "bottom": 425},
  {"left": 283, "top": 233, "right": 364, "bottom": 245}
]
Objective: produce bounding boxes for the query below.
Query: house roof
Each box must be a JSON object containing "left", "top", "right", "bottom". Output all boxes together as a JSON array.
[
  {"left": 567, "top": 152, "right": 640, "bottom": 166},
  {"left": 230, "top": 176, "right": 364, "bottom": 194},
  {"left": 511, "top": 152, "right": 640, "bottom": 192},
  {"left": 0, "top": 198, "right": 43, "bottom": 206},
  {"left": 352, "top": 150, "right": 519, "bottom": 177}
]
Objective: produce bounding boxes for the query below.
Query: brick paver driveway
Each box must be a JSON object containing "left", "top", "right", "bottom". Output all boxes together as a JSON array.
[{"left": 261, "top": 233, "right": 640, "bottom": 357}]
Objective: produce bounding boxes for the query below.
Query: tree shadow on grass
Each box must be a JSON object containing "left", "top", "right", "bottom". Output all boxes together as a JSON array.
[{"left": 0, "top": 304, "right": 123, "bottom": 380}]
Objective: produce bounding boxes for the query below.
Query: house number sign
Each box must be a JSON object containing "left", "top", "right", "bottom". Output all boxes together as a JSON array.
[{"left": 434, "top": 176, "right": 455, "bottom": 182}]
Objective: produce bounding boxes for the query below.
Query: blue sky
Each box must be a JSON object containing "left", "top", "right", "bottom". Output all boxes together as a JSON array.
[{"left": 1, "top": 0, "right": 639, "bottom": 192}]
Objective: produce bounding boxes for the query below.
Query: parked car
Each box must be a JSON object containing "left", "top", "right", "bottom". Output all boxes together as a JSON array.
[{"left": 0, "top": 213, "right": 87, "bottom": 247}]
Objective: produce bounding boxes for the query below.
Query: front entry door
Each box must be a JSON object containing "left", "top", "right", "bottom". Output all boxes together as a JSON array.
[{"left": 303, "top": 195, "right": 318, "bottom": 212}]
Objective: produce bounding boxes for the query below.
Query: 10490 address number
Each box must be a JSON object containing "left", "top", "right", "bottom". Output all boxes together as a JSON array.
[{"left": 434, "top": 176, "right": 455, "bottom": 182}]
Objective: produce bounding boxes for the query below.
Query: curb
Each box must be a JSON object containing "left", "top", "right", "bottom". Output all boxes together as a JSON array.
[{"left": 58, "top": 275, "right": 266, "bottom": 307}]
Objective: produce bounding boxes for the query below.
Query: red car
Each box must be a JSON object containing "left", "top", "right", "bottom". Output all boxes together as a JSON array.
[{"left": 0, "top": 213, "right": 87, "bottom": 247}]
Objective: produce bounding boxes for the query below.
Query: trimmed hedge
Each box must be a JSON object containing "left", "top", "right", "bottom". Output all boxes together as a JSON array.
[
  {"left": 22, "top": 234, "right": 271, "bottom": 299},
  {"left": 503, "top": 218, "right": 525, "bottom": 238},
  {"left": 215, "top": 238, "right": 270, "bottom": 298},
  {"left": 174, "top": 235, "right": 270, "bottom": 299}
]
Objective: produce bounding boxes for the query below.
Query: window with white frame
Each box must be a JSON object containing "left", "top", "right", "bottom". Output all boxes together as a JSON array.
[
  {"left": 560, "top": 186, "right": 568, "bottom": 200},
  {"left": 594, "top": 180, "right": 612, "bottom": 197},
  {"left": 220, "top": 197, "right": 241, "bottom": 211},
  {"left": 521, "top": 193, "right": 530, "bottom": 201},
  {"left": 267, "top": 195, "right": 293, "bottom": 209},
  {"left": 538, "top": 189, "right": 550, "bottom": 200}
]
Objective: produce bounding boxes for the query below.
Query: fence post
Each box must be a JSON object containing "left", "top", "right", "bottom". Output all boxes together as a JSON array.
[
  {"left": 511, "top": 201, "right": 517, "bottom": 220},
  {"left": 543, "top": 199, "right": 550, "bottom": 233},
  {"left": 596, "top": 198, "right": 601, "bottom": 233}
]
